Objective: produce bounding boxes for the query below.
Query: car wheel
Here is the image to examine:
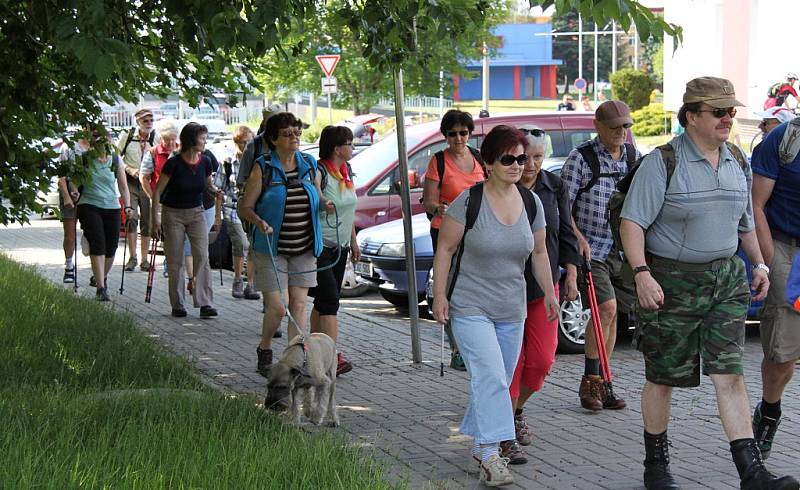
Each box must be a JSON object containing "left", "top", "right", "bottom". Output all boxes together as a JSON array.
[
  {"left": 340, "top": 260, "right": 370, "bottom": 298},
  {"left": 558, "top": 296, "right": 590, "bottom": 354},
  {"left": 379, "top": 289, "right": 425, "bottom": 308}
]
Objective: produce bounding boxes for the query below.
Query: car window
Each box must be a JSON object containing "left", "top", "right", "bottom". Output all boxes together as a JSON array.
[
  {"left": 371, "top": 171, "right": 395, "bottom": 195},
  {"left": 562, "top": 130, "right": 598, "bottom": 155},
  {"left": 407, "top": 141, "right": 448, "bottom": 189},
  {"left": 350, "top": 133, "right": 421, "bottom": 187}
]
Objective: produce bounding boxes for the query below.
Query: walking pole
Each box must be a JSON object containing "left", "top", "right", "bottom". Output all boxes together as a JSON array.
[
  {"left": 218, "top": 225, "right": 223, "bottom": 286},
  {"left": 119, "top": 219, "right": 129, "bottom": 295},
  {"left": 145, "top": 236, "right": 158, "bottom": 303},
  {"left": 440, "top": 323, "right": 445, "bottom": 377},
  {"left": 73, "top": 227, "right": 79, "bottom": 294},
  {"left": 583, "top": 259, "right": 613, "bottom": 385}
]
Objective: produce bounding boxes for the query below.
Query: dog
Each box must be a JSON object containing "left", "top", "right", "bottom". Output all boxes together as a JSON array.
[{"left": 263, "top": 332, "right": 339, "bottom": 427}]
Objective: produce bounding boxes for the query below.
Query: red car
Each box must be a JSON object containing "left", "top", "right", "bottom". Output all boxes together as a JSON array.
[{"left": 349, "top": 111, "right": 629, "bottom": 231}]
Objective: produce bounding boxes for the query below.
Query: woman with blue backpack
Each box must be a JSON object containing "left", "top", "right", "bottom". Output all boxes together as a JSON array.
[{"left": 238, "top": 112, "right": 333, "bottom": 377}]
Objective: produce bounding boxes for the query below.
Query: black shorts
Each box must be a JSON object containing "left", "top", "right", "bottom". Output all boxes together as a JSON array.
[
  {"left": 77, "top": 204, "right": 121, "bottom": 258},
  {"left": 308, "top": 246, "right": 349, "bottom": 315}
]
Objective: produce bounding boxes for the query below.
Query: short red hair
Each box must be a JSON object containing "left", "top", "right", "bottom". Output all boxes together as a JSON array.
[{"left": 480, "top": 125, "right": 528, "bottom": 165}]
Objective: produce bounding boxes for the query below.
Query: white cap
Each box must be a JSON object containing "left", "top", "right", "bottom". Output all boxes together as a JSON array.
[
  {"left": 787, "top": 72, "right": 798, "bottom": 80},
  {"left": 753, "top": 107, "right": 796, "bottom": 124}
]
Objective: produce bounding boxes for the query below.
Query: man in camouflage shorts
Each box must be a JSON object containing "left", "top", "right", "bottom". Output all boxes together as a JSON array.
[{"left": 620, "top": 77, "right": 797, "bottom": 490}]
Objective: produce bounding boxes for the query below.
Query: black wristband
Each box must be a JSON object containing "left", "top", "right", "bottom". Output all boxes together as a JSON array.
[
  {"left": 124, "top": 206, "right": 134, "bottom": 212},
  {"left": 633, "top": 265, "right": 651, "bottom": 276}
]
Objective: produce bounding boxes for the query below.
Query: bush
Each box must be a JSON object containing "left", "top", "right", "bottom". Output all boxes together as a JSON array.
[
  {"left": 610, "top": 69, "right": 655, "bottom": 111},
  {"left": 632, "top": 103, "right": 671, "bottom": 136}
]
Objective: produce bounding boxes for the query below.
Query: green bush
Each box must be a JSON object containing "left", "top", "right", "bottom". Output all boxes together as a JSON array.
[
  {"left": 632, "top": 103, "right": 671, "bottom": 137},
  {"left": 610, "top": 69, "right": 655, "bottom": 111}
]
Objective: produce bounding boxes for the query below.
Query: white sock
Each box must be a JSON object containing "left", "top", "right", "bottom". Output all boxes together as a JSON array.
[
  {"left": 480, "top": 443, "right": 499, "bottom": 462},
  {"left": 472, "top": 441, "right": 481, "bottom": 457},
  {"left": 65, "top": 257, "right": 74, "bottom": 269}
]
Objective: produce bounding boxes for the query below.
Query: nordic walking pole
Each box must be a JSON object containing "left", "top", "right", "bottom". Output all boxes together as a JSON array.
[
  {"left": 440, "top": 323, "right": 445, "bottom": 377},
  {"left": 119, "top": 219, "right": 129, "bottom": 295},
  {"left": 145, "top": 236, "right": 157, "bottom": 303},
  {"left": 583, "top": 259, "right": 612, "bottom": 383},
  {"left": 218, "top": 227, "right": 223, "bottom": 286},
  {"left": 73, "top": 227, "right": 79, "bottom": 294}
]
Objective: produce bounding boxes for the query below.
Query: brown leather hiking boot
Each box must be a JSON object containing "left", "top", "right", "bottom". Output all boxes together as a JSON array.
[
  {"left": 602, "top": 381, "right": 627, "bottom": 409},
  {"left": 579, "top": 374, "right": 604, "bottom": 411}
]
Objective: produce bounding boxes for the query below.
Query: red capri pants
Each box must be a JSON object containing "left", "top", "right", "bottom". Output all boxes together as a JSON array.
[{"left": 510, "top": 284, "right": 559, "bottom": 399}]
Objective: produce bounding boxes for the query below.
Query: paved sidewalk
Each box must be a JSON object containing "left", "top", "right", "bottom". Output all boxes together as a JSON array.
[{"left": 2, "top": 218, "right": 799, "bottom": 489}]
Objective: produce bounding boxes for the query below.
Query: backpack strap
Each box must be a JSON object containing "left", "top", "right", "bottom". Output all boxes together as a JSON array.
[
  {"left": 624, "top": 143, "right": 637, "bottom": 167},
  {"left": 120, "top": 127, "right": 137, "bottom": 157},
  {"left": 468, "top": 146, "right": 489, "bottom": 179},
  {"left": 435, "top": 151, "right": 445, "bottom": 191},
  {"left": 724, "top": 142, "right": 748, "bottom": 172},
  {"left": 777, "top": 118, "right": 800, "bottom": 165},
  {"left": 516, "top": 183, "right": 537, "bottom": 225},
  {"left": 446, "top": 183, "right": 484, "bottom": 300}
]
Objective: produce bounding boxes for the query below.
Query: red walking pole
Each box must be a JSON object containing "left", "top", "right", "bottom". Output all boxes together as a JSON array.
[
  {"left": 145, "top": 236, "right": 158, "bottom": 303},
  {"left": 583, "top": 259, "right": 613, "bottom": 384}
]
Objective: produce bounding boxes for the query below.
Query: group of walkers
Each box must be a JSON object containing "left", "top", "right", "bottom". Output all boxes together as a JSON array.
[
  {"left": 428, "top": 77, "right": 800, "bottom": 489},
  {"left": 57, "top": 108, "right": 359, "bottom": 377}
]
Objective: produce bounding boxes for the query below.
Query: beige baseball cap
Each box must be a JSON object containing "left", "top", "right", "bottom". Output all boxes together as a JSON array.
[{"left": 683, "top": 76, "right": 744, "bottom": 108}]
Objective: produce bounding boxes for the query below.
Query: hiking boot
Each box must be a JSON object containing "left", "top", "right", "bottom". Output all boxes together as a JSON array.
[
  {"left": 257, "top": 347, "right": 273, "bottom": 377},
  {"left": 499, "top": 439, "right": 527, "bottom": 465},
  {"left": 643, "top": 431, "right": 681, "bottom": 489},
  {"left": 579, "top": 374, "right": 604, "bottom": 411},
  {"left": 514, "top": 411, "right": 533, "bottom": 446},
  {"left": 336, "top": 351, "right": 353, "bottom": 377},
  {"left": 63, "top": 267, "right": 75, "bottom": 283},
  {"left": 479, "top": 454, "right": 514, "bottom": 487},
  {"left": 602, "top": 382, "right": 627, "bottom": 410},
  {"left": 753, "top": 402, "right": 781, "bottom": 460},
  {"left": 243, "top": 283, "right": 261, "bottom": 300},
  {"left": 139, "top": 259, "right": 150, "bottom": 272},
  {"left": 171, "top": 308, "right": 187, "bottom": 318},
  {"left": 89, "top": 275, "right": 107, "bottom": 288},
  {"left": 272, "top": 329, "right": 283, "bottom": 338},
  {"left": 731, "top": 438, "right": 799, "bottom": 490},
  {"left": 232, "top": 278, "right": 244, "bottom": 298},
  {"left": 199, "top": 306, "right": 218, "bottom": 318},
  {"left": 124, "top": 256, "right": 137, "bottom": 272},
  {"left": 450, "top": 351, "right": 466, "bottom": 371},
  {"left": 95, "top": 287, "right": 110, "bottom": 302}
]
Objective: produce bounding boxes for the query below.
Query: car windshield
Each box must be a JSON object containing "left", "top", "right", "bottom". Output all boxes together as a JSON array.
[{"left": 349, "top": 133, "right": 421, "bottom": 186}]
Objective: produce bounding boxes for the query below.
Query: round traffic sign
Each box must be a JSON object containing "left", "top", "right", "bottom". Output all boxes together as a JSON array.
[{"left": 574, "top": 78, "right": 587, "bottom": 91}]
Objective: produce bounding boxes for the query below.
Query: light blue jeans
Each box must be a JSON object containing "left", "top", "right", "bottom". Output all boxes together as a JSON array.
[
  {"left": 452, "top": 315, "right": 524, "bottom": 444},
  {"left": 184, "top": 206, "right": 215, "bottom": 256}
]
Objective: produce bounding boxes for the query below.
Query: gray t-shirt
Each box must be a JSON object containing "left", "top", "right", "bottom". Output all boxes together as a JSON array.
[
  {"left": 620, "top": 133, "right": 753, "bottom": 263},
  {"left": 446, "top": 186, "right": 546, "bottom": 323}
]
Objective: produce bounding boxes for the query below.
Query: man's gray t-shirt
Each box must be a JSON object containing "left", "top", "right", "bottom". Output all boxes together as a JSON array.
[
  {"left": 620, "top": 133, "right": 753, "bottom": 263},
  {"left": 446, "top": 186, "right": 546, "bottom": 323}
]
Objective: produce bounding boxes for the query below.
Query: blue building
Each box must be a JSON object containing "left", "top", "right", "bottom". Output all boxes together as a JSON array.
[{"left": 455, "top": 23, "right": 561, "bottom": 101}]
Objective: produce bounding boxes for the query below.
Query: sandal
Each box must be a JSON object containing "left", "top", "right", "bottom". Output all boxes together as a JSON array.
[{"left": 63, "top": 267, "right": 75, "bottom": 283}]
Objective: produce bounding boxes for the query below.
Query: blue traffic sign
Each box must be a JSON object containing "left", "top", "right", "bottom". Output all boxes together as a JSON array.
[{"left": 574, "top": 78, "right": 587, "bottom": 91}]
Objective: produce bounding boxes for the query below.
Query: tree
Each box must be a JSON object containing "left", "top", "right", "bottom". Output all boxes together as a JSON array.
[
  {"left": 610, "top": 68, "right": 654, "bottom": 110},
  {"left": 1, "top": 0, "right": 681, "bottom": 224}
]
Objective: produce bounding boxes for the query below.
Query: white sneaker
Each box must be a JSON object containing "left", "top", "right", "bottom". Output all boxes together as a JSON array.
[{"left": 479, "top": 454, "right": 514, "bottom": 486}]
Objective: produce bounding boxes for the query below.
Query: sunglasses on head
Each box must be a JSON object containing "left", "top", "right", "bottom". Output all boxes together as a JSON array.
[
  {"left": 498, "top": 154, "right": 528, "bottom": 166},
  {"left": 519, "top": 128, "right": 545, "bottom": 137},
  {"left": 446, "top": 130, "right": 469, "bottom": 138},
  {"left": 697, "top": 107, "right": 737, "bottom": 118}
]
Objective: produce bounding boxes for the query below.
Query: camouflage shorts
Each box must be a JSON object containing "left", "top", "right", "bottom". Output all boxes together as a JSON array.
[{"left": 637, "top": 256, "right": 750, "bottom": 388}]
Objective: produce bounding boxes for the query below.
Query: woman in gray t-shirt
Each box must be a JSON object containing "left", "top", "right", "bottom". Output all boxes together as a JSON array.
[{"left": 431, "top": 125, "right": 558, "bottom": 485}]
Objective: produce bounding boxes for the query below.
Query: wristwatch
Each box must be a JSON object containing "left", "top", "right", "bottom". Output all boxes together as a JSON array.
[
  {"left": 753, "top": 263, "right": 770, "bottom": 275},
  {"left": 632, "top": 265, "right": 651, "bottom": 276}
]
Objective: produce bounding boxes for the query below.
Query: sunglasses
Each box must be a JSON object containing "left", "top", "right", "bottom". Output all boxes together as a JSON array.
[
  {"left": 697, "top": 107, "right": 737, "bottom": 118},
  {"left": 609, "top": 123, "right": 633, "bottom": 130},
  {"left": 519, "top": 128, "right": 545, "bottom": 137},
  {"left": 446, "top": 130, "right": 469, "bottom": 138},
  {"left": 278, "top": 129, "right": 302, "bottom": 138},
  {"left": 498, "top": 154, "right": 528, "bottom": 166}
]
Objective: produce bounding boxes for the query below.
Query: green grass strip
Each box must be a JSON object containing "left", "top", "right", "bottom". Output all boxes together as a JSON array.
[{"left": 0, "top": 255, "right": 399, "bottom": 489}]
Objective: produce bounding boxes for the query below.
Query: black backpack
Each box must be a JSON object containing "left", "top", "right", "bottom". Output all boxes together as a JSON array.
[
  {"left": 446, "top": 182, "right": 537, "bottom": 300},
  {"left": 607, "top": 142, "right": 748, "bottom": 276},
  {"left": 572, "top": 141, "right": 637, "bottom": 218},
  {"left": 120, "top": 127, "right": 156, "bottom": 158},
  {"left": 424, "top": 147, "right": 487, "bottom": 221}
]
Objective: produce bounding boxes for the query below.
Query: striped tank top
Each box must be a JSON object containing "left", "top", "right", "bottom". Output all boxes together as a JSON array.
[{"left": 278, "top": 168, "right": 313, "bottom": 255}]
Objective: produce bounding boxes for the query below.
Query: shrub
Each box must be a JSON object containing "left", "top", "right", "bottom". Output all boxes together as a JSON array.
[
  {"left": 632, "top": 103, "right": 671, "bottom": 136},
  {"left": 610, "top": 69, "right": 655, "bottom": 111}
]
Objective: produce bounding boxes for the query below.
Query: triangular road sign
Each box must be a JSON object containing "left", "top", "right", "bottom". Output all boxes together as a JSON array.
[{"left": 315, "top": 55, "right": 341, "bottom": 78}]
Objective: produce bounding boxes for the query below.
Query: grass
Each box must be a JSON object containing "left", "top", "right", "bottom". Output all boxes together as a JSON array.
[{"left": 0, "top": 255, "right": 399, "bottom": 489}]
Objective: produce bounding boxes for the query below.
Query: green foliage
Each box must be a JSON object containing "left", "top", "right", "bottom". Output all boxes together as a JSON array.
[
  {"left": 0, "top": 254, "right": 397, "bottom": 488},
  {"left": 610, "top": 68, "right": 654, "bottom": 111},
  {"left": 632, "top": 103, "right": 671, "bottom": 136}
]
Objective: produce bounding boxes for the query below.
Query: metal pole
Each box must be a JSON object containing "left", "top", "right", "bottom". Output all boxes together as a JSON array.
[
  {"left": 392, "top": 69, "right": 422, "bottom": 363},
  {"left": 594, "top": 22, "right": 598, "bottom": 101},
  {"left": 578, "top": 13, "right": 583, "bottom": 85},
  {"left": 633, "top": 24, "right": 639, "bottom": 70},
  {"left": 310, "top": 95, "right": 317, "bottom": 125},
  {"left": 482, "top": 43, "right": 490, "bottom": 112},
  {"left": 611, "top": 20, "right": 617, "bottom": 74},
  {"left": 439, "top": 70, "right": 444, "bottom": 117},
  {"left": 327, "top": 92, "right": 332, "bottom": 123}
]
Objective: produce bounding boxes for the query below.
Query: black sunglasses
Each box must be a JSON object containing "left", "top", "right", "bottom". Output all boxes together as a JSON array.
[
  {"left": 498, "top": 154, "right": 528, "bottom": 166},
  {"left": 446, "top": 130, "right": 469, "bottom": 138},
  {"left": 519, "top": 128, "right": 545, "bottom": 137},
  {"left": 697, "top": 107, "right": 737, "bottom": 118}
]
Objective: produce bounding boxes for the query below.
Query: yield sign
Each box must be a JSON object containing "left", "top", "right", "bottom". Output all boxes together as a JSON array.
[{"left": 315, "top": 55, "right": 340, "bottom": 78}]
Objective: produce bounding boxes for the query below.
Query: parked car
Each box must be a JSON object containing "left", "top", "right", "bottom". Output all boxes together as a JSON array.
[{"left": 348, "top": 111, "right": 616, "bottom": 232}]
